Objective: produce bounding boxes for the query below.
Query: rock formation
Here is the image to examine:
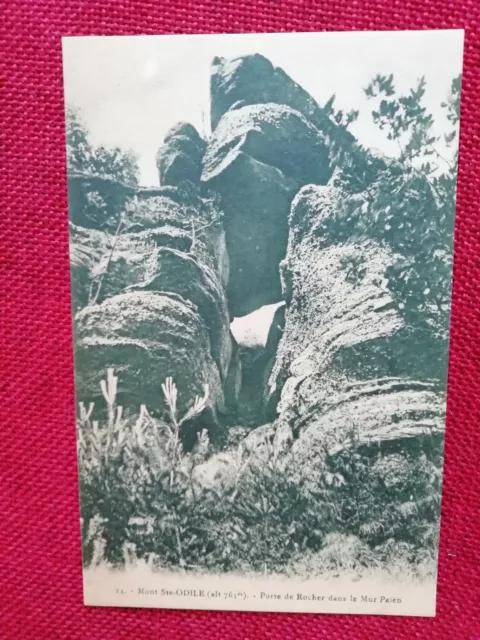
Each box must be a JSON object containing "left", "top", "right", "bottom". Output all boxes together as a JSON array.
[
  {"left": 69, "top": 126, "right": 236, "bottom": 446},
  {"left": 201, "top": 102, "right": 331, "bottom": 316},
  {"left": 69, "top": 51, "right": 451, "bottom": 496},
  {"left": 156, "top": 122, "right": 206, "bottom": 187},
  {"left": 209, "top": 53, "right": 355, "bottom": 151},
  {"left": 268, "top": 184, "right": 446, "bottom": 482},
  {"left": 75, "top": 290, "right": 225, "bottom": 420}
]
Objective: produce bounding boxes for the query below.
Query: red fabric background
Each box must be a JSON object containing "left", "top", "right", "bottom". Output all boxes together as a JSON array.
[{"left": 1, "top": 2, "right": 479, "bottom": 638}]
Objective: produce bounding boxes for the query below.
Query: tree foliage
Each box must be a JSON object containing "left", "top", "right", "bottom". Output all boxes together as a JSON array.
[
  {"left": 66, "top": 106, "right": 140, "bottom": 186},
  {"left": 364, "top": 73, "right": 460, "bottom": 177},
  {"left": 332, "top": 74, "right": 461, "bottom": 352},
  {"left": 323, "top": 93, "right": 359, "bottom": 130}
]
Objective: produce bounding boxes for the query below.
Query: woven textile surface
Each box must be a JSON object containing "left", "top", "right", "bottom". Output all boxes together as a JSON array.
[{"left": 1, "top": 1, "right": 479, "bottom": 638}]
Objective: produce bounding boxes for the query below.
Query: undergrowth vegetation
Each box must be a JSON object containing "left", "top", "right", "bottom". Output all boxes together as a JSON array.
[{"left": 78, "top": 370, "right": 440, "bottom": 579}]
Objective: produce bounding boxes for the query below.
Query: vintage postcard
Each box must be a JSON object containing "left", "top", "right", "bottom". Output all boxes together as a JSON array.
[{"left": 62, "top": 30, "right": 464, "bottom": 616}]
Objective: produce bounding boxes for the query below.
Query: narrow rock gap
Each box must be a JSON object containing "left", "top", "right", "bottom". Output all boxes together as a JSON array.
[{"left": 228, "top": 301, "right": 285, "bottom": 430}]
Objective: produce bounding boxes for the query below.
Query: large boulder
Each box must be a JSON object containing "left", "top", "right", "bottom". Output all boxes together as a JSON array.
[
  {"left": 202, "top": 103, "right": 331, "bottom": 186},
  {"left": 67, "top": 174, "right": 217, "bottom": 236},
  {"left": 156, "top": 122, "right": 206, "bottom": 187},
  {"left": 210, "top": 54, "right": 355, "bottom": 151},
  {"left": 267, "top": 184, "right": 448, "bottom": 469},
  {"left": 201, "top": 103, "right": 333, "bottom": 316},
  {"left": 70, "top": 190, "right": 230, "bottom": 306},
  {"left": 290, "top": 378, "right": 446, "bottom": 481},
  {"left": 69, "top": 173, "right": 233, "bottom": 445},
  {"left": 66, "top": 174, "right": 191, "bottom": 231},
  {"left": 210, "top": 54, "right": 319, "bottom": 130},
  {"left": 131, "top": 247, "right": 232, "bottom": 380},
  {"left": 69, "top": 224, "right": 193, "bottom": 307},
  {"left": 74, "top": 291, "right": 226, "bottom": 428},
  {"left": 204, "top": 151, "right": 296, "bottom": 316},
  {"left": 269, "top": 186, "right": 405, "bottom": 403},
  {"left": 126, "top": 193, "right": 229, "bottom": 285}
]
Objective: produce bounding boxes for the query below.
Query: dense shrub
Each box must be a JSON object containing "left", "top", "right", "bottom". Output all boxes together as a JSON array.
[{"left": 78, "top": 371, "right": 440, "bottom": 578}]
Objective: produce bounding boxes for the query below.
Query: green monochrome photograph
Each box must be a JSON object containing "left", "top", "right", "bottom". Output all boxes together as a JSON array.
[{"left": 62, "top": 30, "right": 464, "bottom": 615}]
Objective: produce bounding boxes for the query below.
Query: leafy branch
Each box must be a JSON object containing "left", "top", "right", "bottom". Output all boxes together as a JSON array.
[{"left": 364, "top": 73, "right": 461, "bottom": 178}]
